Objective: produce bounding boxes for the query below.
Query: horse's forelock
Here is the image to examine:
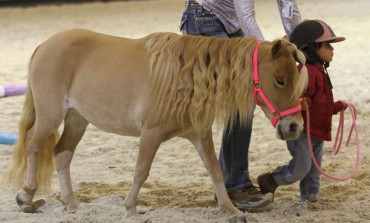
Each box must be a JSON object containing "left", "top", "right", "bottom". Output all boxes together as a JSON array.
[
  {"left": 285, "top": 42, "right": 308, "bottom": 98},
  {"left": 276, "top": 40, "right": 308, "bottom": 99}
]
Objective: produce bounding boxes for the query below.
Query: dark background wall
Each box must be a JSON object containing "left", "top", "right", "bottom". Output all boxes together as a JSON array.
[{"left": 0, "top": 0, "right": 137, "bottom": 7}]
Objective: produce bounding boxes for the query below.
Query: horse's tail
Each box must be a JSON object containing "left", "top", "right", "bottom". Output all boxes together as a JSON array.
[{"left": 3, "top": 53, "right": 59, "bottom": 193}]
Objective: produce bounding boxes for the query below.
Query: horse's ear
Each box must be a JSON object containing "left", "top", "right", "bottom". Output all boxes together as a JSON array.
[
  {"left": 282, "top": 35, "right": 289, "bottom": 41},
  {"left": 271, "top": 40, "right": 282, "bottom": 59}
]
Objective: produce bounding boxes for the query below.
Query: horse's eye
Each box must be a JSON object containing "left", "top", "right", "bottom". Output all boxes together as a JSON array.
[{"left": 275, "top": 77, "right": 285, "bottom": 87}]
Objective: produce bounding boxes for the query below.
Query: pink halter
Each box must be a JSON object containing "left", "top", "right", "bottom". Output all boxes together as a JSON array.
[{"left": 252, "top": 41, "right": 302, "bottom": 128}]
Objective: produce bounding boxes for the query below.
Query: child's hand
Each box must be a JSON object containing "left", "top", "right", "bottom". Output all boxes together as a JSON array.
[{"left": 340, "top": 101, "right": 349, "bottom": 111}]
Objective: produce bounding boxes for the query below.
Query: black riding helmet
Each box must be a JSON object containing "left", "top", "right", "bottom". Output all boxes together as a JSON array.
[{"left": 289, "top": 19, "right": 345, "bottom": 49}]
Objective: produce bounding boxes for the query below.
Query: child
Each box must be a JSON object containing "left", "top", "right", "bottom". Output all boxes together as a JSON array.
[{"left": 257, "top": 19, "right": 348, "bottom": 202}]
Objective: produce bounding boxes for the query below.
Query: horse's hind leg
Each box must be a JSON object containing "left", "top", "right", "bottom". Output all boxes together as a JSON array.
[
  {"left": 16, "top": 127, "right": 52, "bottom": 212},
  {"left": 124, "top": 128, "right": 164, "bottom": 218},
  {"left": 54, "top": 109, "right": 88, "bottom": 211},
  {"left": 17, "top": 114, "right": 64, "bottom": 213},
  {"left": 186, "top": 130, "right": 244, "bottom": 218}
]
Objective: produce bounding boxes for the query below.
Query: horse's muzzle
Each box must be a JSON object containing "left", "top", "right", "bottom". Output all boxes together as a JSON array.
[{"left": 276, "top": 119, "right": 303, "bottom": 140}]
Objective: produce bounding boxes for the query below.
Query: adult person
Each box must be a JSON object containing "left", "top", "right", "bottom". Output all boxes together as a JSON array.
[{"left": 179, "top": 0, "right": 302, "bottom": 210}]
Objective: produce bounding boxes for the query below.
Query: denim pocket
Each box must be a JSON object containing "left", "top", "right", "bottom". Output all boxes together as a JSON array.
[
  {"left": 195, "top": 15, "right": 216, "bottom": 35},
  {"left": 194, "top": 14, "right": 227, "bottom": 37},
  {"left": 180, "top": 8, "right": 225, "bottom": 36}
]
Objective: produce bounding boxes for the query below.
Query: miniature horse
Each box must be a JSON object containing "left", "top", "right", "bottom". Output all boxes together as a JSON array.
[{"left": 5, "top": 29, "right": 307, "bottom": 221}]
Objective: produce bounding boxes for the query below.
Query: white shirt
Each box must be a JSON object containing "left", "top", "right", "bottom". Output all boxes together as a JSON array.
[{"left": 194, "top": 0, "right": 302, "bottom": 40}]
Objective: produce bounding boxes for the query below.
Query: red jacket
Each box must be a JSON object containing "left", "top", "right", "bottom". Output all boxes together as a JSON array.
[{"left": 299, "top": 63, "right": 346, "bottom": 141}]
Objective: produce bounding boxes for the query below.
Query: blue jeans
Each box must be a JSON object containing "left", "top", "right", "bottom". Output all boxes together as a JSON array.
[
  {"left": 273, "top": 133, "right": 323, "bottom": 201},
  {"left": 180, "top": 1, "right": 254, "bottom": 192},
  {"left": 180, "top": 1, "right": 244, "bottom": 38}
]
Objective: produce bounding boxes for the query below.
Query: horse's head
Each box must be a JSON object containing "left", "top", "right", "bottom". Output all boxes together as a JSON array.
[{"left": 255, "top": 38, "right": 308, "bottom": 140}]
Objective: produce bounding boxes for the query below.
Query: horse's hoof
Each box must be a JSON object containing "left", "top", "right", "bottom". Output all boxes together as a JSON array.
[
  {"left": 124, "top": 209, "right": 139, "bottom": 219},
  {"left": 16, "top": 194, "right": 45, "bottom": 213},
  {"left": 65, "top": 203, "right": 79, "bottom": 212},
  {"left": 227, "top": 215, "right": 248, "bottom": 223}
]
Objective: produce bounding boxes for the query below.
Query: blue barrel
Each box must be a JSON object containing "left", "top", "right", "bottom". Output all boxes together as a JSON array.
[{"left": 0, "top": 132, "right": 18, "bottom": 145}]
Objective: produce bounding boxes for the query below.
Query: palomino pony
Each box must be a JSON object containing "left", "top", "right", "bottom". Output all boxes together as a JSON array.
[{"left": 4, "top": 29, "right": 307, "bottom": 220}]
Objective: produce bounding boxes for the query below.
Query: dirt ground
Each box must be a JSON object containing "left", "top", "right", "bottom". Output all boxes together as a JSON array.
[{"left": 0, "top": 0, "right": 369, "bottom": 222}]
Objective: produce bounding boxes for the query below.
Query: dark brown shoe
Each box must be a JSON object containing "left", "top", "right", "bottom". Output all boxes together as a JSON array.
[
  {"left": 227, "top": 186, "right": 273, "bottom": 210},
  {"left": 257, "top": 173, "right": 278, "bottom": 194}
]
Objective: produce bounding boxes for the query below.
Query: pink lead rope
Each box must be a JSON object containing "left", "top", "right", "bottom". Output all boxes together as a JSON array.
[{"left": 306, "top": 102, "right": 360, "bottom": 181}]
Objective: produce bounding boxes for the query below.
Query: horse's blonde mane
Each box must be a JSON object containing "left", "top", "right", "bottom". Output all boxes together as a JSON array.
[
  {"left": 145, "top": 33, "right": 257, "bottom": 132},
  {"left": 145, "top": 34, "right": 307, "bottom": 133}
]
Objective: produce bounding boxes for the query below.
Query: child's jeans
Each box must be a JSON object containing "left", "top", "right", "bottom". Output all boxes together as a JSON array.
[{"left": 272, "top": 133, "right": 323, "bottom": 202}]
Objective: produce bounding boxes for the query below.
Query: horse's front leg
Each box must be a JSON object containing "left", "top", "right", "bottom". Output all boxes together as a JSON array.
[
  {"left": 187, "top": 129, "right": 245, "bottom": 219},
  {"left": 124, "top": 128, "right": 164, "bottom": 218}
]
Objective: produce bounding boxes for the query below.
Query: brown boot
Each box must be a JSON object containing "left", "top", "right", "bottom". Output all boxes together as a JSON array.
[
  {"left": 215, "top": 186, "right": 274, "bottom": 210},
  {"left": 227, "top": 186, "right": 273, "bottom": 210},
  {"left": 257, "top": 173, "right": 278, "bottom": 194}
]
